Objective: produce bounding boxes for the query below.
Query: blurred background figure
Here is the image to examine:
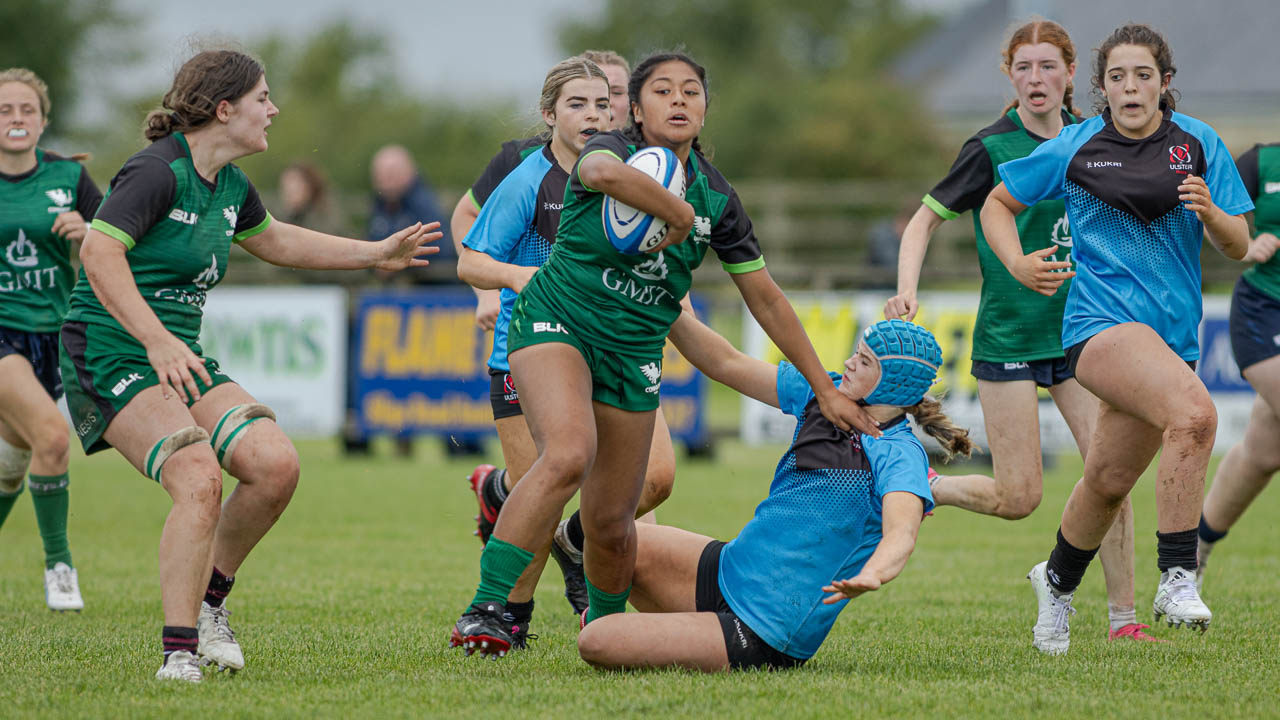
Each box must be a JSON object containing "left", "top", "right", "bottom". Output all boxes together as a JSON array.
[
  {"left": 278, "top": 161, "right": 350, "bottom": 237},
  {"left": 368, "top": 145, "right": 455, "bottom": 283}
]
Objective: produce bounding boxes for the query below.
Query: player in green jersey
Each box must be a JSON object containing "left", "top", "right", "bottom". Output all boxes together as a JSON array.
[
  {"left": 883, "top": 20, "right": 1150, "bottom": 642},
  {"left": 452, "top": 51, "right": 879, "bottom": 657},
  {"left": 61, "top": 50, "right": 440, "bottom": 683},
  {"left": 1198, "top": 142, "right": 1280, "bottom": 588},
  {"left": 0, "top": 68, "right": 101, "bottom": 612}
]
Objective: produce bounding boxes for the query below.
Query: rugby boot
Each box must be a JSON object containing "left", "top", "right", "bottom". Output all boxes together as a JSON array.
[
  {"left": 155, "top": 650, "right": 203, "bottom": 683},
  {"left": 1027, "top": 561, "right": 1075, "bottom": 655},
  {"left": 198, "top": 601, "right": 245, "bottom": 671},
  {"left": 551, "top": 518, "right": 589, "bottom": 614},
  {"left": 467, "top": 464, "right": 501, "bottom": 544},
  {"left": 44, "top": 562, "right": 83, "bottom": 611},
  {"left": 450, "top": 601, "right": 513, "bottom": 658},
  {"left": 1153, "top": 567, "right": 1211, "bottom": 632}
]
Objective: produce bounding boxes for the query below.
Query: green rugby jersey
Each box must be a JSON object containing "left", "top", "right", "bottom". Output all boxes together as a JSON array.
[
  {"left": 0, "top": 150, "right": 101, "bottom": 332},
  {"left": 1237, "top": 143, "right": 1280, "bottom": 301},
  {"left": 519, "top": 130, "right": 763, "bottom": 354},
  {"left": 66, "top": 133, "right": 272, "bottom": 346},
  {"left": 923, "top": 108, "right": 1078, "bottom": 362}
]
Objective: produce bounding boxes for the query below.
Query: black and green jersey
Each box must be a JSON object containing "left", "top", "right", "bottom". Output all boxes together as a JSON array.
[
  {"left": 467, "top": 136, "right": 544, "bottom": 210},
  {"left": 0, "top": 150, "right": 101, "bottom": 332},
  {"left": 923, "top": 108, "right": 1078, "bottom": 362},
  {"left": 518, "top": 130, "right": 763, "bottom": 354},
  {"left": 1237, "top": 143, "right": 1280, "bottom": 301},
  {"left": 66, "top": 132, "right": 271, "bottom": 346}
]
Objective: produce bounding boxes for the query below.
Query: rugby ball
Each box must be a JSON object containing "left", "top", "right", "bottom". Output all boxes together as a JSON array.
[{"left": 602, "top": 147, "right": 686, "bottom": 254}]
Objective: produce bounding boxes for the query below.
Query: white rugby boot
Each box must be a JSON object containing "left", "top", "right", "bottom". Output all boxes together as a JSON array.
[
  {"left": 155, "top": 650, "right": 203, "bottom": 683},
  {"left": 1027, "top": 561, "right": 1075, "bottom": 656},
  {"left": 1153, "top": 567, "right": 1212, "bottom": 632},
  {"left": 44, "top": 562, "right": 84, "bottom": 611},
  {"left": 198, "top": 601, "right": 245, "bottom": 671}
]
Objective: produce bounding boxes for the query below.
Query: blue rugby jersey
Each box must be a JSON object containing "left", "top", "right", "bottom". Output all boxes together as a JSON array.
[
  {"left": 997, "top": 107, "right": 1252, "bottom": 361},
  {"left": 461, "top": 144, "right": 563, "bottom": 372},
  {"left": 717, "top": 362, "right": 933, "bottom": 661}
]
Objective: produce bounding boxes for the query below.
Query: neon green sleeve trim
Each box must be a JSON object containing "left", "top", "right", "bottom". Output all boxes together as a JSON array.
[
  {"left": 921, "top": 194, "right": 960, "bottom": 221},
  {"left": 722, "top": 256, "right": 766, "bottom": 274},
  {"left": 91, "top": 219, "right": 135, "bottom": 249},
  {"left": 465, "top": 188, "right": 480, "bottom": 211},
  {"left": 576, "top": 149, "right": 624, "bottom": 192},
  {"left": 233, "top": 211, "right": 273, "bottom": 243}
]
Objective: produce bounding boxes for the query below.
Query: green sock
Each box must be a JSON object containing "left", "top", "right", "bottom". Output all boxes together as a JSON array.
[
  {"left": 0, "top": 485, "right": 20, "bottom": 529},
  {"left": 585, "top": 578, "right": 630, "bottom": 624},
  {"left": 469, "top": 537, "right": 534, "bottom": 607},
  {"left": 28, "top": 473, "right": 71, "bottom": 569}
]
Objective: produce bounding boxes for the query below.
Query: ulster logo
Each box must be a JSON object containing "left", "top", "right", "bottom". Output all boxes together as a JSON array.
[
  {"left": 5, "top": 229, "right": 39, "bottom": 268},
  {"left": 1169, "top": 144, "right": 1193, "bottom": 172}
]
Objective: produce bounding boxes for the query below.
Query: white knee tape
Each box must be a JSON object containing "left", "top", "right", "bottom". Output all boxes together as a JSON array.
[
  {"left": 210, "top": 403, "right": 276, "bottom": 470},
  {"left": 0, "top": 434, "right": 31, "bottom": 495},
  {"left": 144, "top": 426, "right": 211, "bottom": 483}
]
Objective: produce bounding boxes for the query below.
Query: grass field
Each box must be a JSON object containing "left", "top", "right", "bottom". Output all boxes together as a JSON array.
[{"left": 3, "top": 433, "right": 1279, "bottom": 719}]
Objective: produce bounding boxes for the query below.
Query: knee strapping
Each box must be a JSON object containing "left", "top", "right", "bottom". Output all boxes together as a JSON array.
[
  {"left": 210, "top": 403, "right": 276, "bottom": 469},
  {"left": 0, "top": 435, "right": 31, "bottom": 495},
  {"left": 145, "top": 426, "right": 211, "bottom": 483}
]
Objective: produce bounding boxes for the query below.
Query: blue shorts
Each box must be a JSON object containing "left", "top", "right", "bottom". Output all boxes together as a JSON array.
[
  {"left": 971, "top": 356, "right": 1074, "bottom": 388},
  {"left": 0, "top": 325, "right": 63, "bottom": 399},
  {"left": 1230, "top": 275, "right": 1280, "bottom": 373},
  {"left": 696, "top": 540, "right": 805, "bottom": 671}
]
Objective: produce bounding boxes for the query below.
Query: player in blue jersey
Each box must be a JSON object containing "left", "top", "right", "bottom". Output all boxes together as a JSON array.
[
  {"left": 981, "top": 24, "right": 1252, "bottom": 654},
  {"left": 0, "top": 68, "right": 101, "bottom": 612},
  {"left": 575, "top": 315, "right": 971, "bottom": 671}
]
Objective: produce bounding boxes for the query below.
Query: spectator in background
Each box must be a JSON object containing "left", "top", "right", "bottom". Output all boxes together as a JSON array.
[
  {"left": 278, "top": 161, "right": 350, "bottom": 237},
  {"left": 368, "top": 145, "right": 455, "bottom": 282}
]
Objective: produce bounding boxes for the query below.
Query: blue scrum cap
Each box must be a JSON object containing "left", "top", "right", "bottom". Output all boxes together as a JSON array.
[{"left": 861, "top": 319, "right": 943, "bottom": 407}]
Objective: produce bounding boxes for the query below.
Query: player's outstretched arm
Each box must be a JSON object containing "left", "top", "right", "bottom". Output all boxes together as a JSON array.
[
  {"left": 239, "top": 220, "right": 441, "bottom": 271},
  {"left": 456, "top": 247, "right": 536, "bottom": 294},
  {"left": 821, "top": 491, "right": 924, "bottom": 604},
  {"left": 884, "top": 205, "right": 946, "bottom": 321},
  {"left": 669, "top": 308, "right": 778, "bottom": 408},
  {"left": 451, "top": 193, "right": 500, "bottom": 329}
]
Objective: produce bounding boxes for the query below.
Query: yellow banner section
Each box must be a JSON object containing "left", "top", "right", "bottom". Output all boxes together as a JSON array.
[{"left": 360, "top": 306, "right": 492, "bottom": 378}]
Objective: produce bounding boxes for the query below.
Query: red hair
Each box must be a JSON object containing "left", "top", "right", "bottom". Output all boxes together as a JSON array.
[{"left": 1000, "top": 20, "right": 1081, "bottom": 117}]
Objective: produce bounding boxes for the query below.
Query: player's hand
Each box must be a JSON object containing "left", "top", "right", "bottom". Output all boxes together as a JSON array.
[
  {"left": 51, "top": 211, "right": 89, "bottom": 242},
  {"left": 1011, "top": 246, "right": 1073, "bottom": 296},
  {"left": 1244, "top": 232, "right": 1280, "bottom": 264},
  {"left": 648, "top": 201, "right": 696, "bottom": 253},
  {"left": 474, "top": 290, "right": 500, "bottom": 331},
  {"left": 883, "top": 292, "right": 918, "bottom": 321},
  {"left": 816, "top": 388, "right": 881, "bottom": 438},
  {"left": 1178, "top": 175, "right": 1218, "bottom": 221},
  {"left": 374, "top": 221, "right": 442, "bottom": 271},
  {"left": 145, "top": 331, "right": 213, "bottom": 404},
  {"left": 822, "top": 572, "right": 882, "bottom": 603},
  {"left": 508, "top": 265, "right": 538, "bottom": 294}
]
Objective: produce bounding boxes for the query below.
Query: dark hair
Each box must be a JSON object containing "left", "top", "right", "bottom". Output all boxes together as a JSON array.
[
  {"left": 281, "top": 161, "right": 330, "bottom": 209},
  {"left": 622, "top": 51, "right": 709, "bottom": 154},
  {"left": 1091, "top": 24, "right": 1177, "bottom": 115},
  {"left": 906, "top": 396, "right": 975, "bottom": 460},
  {"left": 144, "top": 50, "right": 265, "bottom": 141},
  {"left": 1000, "top": 19, "right": 1082, "bottom": 117}
]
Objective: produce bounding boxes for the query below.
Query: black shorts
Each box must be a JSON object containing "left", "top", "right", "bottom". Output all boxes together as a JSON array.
[
  {"left": 1064, "top": 334, "right": 1196, "bottom": 376},
  {"left": 0, "top": 325, "right": 63, "bottom": 399},
  {"left": 1229, "top": 276, "right": 1280, "bottom": 373},
  {"left": 971, "top": 356, "right": 1074, "bottom": 388},
  {"left": 488, "top": 369, "right": 522, "bottom": 420},
  {"left": 695, "top": 540, "right": 805, "bottom": 671}
]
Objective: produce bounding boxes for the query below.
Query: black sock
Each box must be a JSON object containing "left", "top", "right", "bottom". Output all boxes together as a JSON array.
[
  {"left": 505, "top": 599, "right": 534, "bottom": 627},
  {"left": 1156, "top": 528, "right": 1198, "bottom": 571},
  {"left": 1045, "top": 528, "right": 1099, "bottom": 595},
  {"left": 204, "top": 566, "right": 234, "bottom": 608},
  {"left": 483, "top": 468, "right": 508, "bottom": 509},
  {"left": 162, "top": 625, "right": 198, "bottom": 657},
  {"left": 1198, "top": 514, "right": 1228, "bottom": 543},
  {"left": 565, "top": 511, "right": 585, "bottom": 554}
]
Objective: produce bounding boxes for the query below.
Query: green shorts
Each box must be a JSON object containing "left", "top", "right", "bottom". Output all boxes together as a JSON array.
[
  {"left": 507, "top": 294, "right": 663, "bottom": 412},
  {"left": 59, "top": 321, "right": 235, "bottom": 455}
]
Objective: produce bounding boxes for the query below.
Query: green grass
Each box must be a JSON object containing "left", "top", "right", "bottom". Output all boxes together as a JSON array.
[{"left": 2, "top": 438, "right": 1278, "bottom": 719}]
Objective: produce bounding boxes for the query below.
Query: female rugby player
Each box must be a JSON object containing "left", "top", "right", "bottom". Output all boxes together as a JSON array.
[
  {"left": 61, "top": 49, "right": 439, "bottom": 682},
  {"left": 982, "top": 24, "right": 1252, "bottom": 654},
  {"left": 0, "top": 68, "right": 101, "bottom": 611},
  {"left": 884, "top": 20, "right": 1148, "bottom": 642}
]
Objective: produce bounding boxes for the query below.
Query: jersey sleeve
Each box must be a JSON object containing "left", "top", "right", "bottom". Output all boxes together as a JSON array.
[
  {"left": 570, "top": 131, "right": 629, "bottom": 197},
  {"left": 90, "top": 155, "right": 176, "bottom": 250},
  {"left": 868, "top": 433, "right": 934, "bottom": 514},
  {"left": 922, "top": 136, "right": 994, "bottom": 219},
  {"left": 997, "top": 135, "right": 1073, "bottom": 207},
  {"left": 712, "top": 188, "right": 764, "bottom": 274},
  {"left": 74, "top": 165, "right": 103, "bottom": 219},
  {"left": 469, "top": 139, "right": 534, "bottom": 209},
  {"left": 775, "top": 361, "right": 814, "bottom": 418},
  {"left": 233, "top": 179, "right": 272, "bottom": 243},
  {"left": 1205, "top": 134, "right": 1254, "bottom": 217},
  {"left": 1236, "top": 145, "right": 1261, "bottom": 201},
  {"left": 462, "top": 161, "right": 538, "bottom": 260}
]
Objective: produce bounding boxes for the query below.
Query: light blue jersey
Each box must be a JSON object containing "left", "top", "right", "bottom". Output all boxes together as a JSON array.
[
  {"left": 461, "top": 143, "right": 562, "bottom": 372},
  {"left": 998, "top": 108, "right": 1252, "bottom": 360},
  {"left": 717, "top": 362, "right": 933, "bottom": 660}
]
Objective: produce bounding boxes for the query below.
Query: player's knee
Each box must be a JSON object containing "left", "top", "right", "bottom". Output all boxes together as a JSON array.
[
  {"left": 1085, "top": 469, "right": 1135, "bottom": 505},
  {"left": 0, "top": 436, "right": 32, "bottom": 494},
  {"left": 30, "top": 416, "right": 70, "bottom": 468},
  {"left": 582, "top": 513, "right": 635, "bottom": 557},
  {"left": 1166, "top": 400, "right": 1217, "bottom": 448},
  {"left": 576, "top": 623, "right": 617, "bottom": 668},
  {"left": 994, "top": 485, "right": 1042, "bottom": 520},
  {"left": 641, "top": 461, "right": 675, "bottom": 509},
  {"left": 164, "top": 449, "right": 224, "bottom": 521},
  {"left": 1242, "top": 437, "right": 1280, "bottom": 475},
  {"left": 540, "top": 442, "right": 595, "bottom": 489},
  {"left": 238, "top": 440, "right": 301, "bottom": 499}
]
